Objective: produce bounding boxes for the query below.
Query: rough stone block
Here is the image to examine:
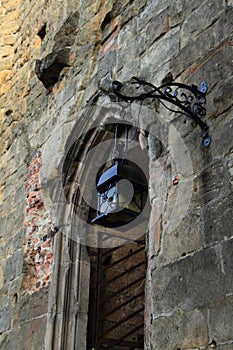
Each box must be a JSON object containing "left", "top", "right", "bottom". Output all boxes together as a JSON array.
[
  {"left": 204, "top": 193, "right": 233, "bottom": 244},
  {"left": 180, "top": 0, "right": 225, "bottom": 47},
  {"left": 207, "top": 76, "right": 233, "bottom": 119},
  {"left": 13, "top": 179, "right": 27, "bottom": 207},
  {"left": 152, "top": 243, "right": 232, "bottom": 315},
  {"left": 210, "top": 111, "right": 233, "bottom": 159},
  {"left": 140, "top": 27, "right": 180, "bottom": 75},
  {"left": 4, "top": 208, "right": 24, "bottom": 240},
  {"left": 169, "top": 0, "right": 204, "bottom": 27},
  {"left": 120, "top": 0, "right": 147, "bottom": 28},
  {"left": 138, "top": 1, "right": 169, "bottom": 30},
  {"left": 0, "top": 283, "right": 9, "bottom": 306},
  {"left": 172, "top": 32, "right": 214, "bottom": 77},
  {"left": 0, "top": 260, "right": 6, "bottom": 289},
  {"left": 217, "top": 345, "right": 233, "bottom": 350},
  {"left": 214, "top": 7, "right": 233, "bottom": 45},
  {"left": 12, "top": 228, "right": 25, "bottom": 253},
  {"left": 228, "top": 153, "right": 233, "bottom": 190},
  {"left": 0, "top": 70, "right": 11, "bottom": 84},
  {"left": 0, "top": 326, "right": 18, "bottom": 350},
  {"left": 157, "top": 210, "right": 203, "bottom": 265},
  {"left": 148, "top": 206, "right": 162, "bottom": 256},
  {"left": 149, "top": 158, "right": 166, "bottom": 201},
  {"left": 151, "top": 308, "right": 209, "bottom": 350},
  {"left": 0, "top": 305, "right": 11, "bottom": 333},
  {"left": 17, "top": 288, "right": 49, "bottom": 324},
  {"left": 0, "top": 10, "right": 19, "bottom": 24},
  {"left": 208, "top": 296, "right": 233, "bottom": 344},
  {"left": 4, "top": 251, "right": 23, "bottom": 283},
  {"left": 0, "top": 217, "right": 6, "bottom": 240},
  {"left": 0, "top": 20, "right": 20, "bottom": 35},
  {"left": 172, "top": 8, "right": 233, "bottom": 77},
  {"left": 0, "top": 34, "right": 16, "bottom": 46},
  {"left": 1, "top": 0, "right": 21, "bottom": 11},
  {"left": 192, "top": 159, "right": 231, "bottom": 207},
  {"left": 0, "top": 80, "right": 11, "bottom": 95},
  {"left": 144, "top": 8, "right": 170, "bottom": 48},
  {"left": 55, "top": 78, "right": 77, "bottom": 110},
  {"left": 18, "top": 315, "right": 47, "bottom": 350},
  {"left": 183, "top": 43, "right": 233, "bottom": 94},
  {"left": 221, "top": 238, "right": 233, "bottom": 280},
  {"left": 0, "top": 57, "right": 12, "bottom": 71}
]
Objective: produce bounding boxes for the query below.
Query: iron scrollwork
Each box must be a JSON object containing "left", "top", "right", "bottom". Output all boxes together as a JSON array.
[{"left": 110, "top": 77, "right": 211, "bottom": 147}]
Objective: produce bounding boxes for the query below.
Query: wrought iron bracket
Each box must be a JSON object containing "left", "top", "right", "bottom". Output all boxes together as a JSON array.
[{"left": 109, "top": 76, "right": 211, "bottom": 147}]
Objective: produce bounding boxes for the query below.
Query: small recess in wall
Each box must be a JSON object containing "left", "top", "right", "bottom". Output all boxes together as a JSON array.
[
  {"left": 13, "top": 293, "right": 18, "bottom": 304},
  {"left": 173, "top": 175, "right": 180, "bottom": 186},
  {"left": 37, "top": 24, "right": 47, "bottom": 40},
  {"left": 101, "top": 12, "right": 112, "bottom": 31}
]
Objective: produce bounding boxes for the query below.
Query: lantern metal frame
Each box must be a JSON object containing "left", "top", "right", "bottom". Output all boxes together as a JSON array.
[
  {"left": 109, "top": 76, "right": 211, "bottom": 147},
  {"left": 91, "top": 156, "right": 148, "bottom": 228}
]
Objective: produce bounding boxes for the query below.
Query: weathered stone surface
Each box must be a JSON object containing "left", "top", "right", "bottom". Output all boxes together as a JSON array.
[
  {"left": 142, "top": 8, "right": 170, "bottom": 50},
  {"left": 217, "top": 345, "right": 233, "bottom": 350},
  {"left": 0, "top": 20, "right": 20, "bottom": 35},
  {"left": 0, "top": 56, "right": 11, "bottom": 70},
  {"left": 151, "top": 308, "right": 209, "bottom": 350},
  {"left": 168, "top": 0, "right": 204, "bottom": 27},
  {"left": 4, "top": 251, "right": 23, "bottom": 283},
  {"left": 0, "top": 70, "right": 11, "bottom": 83},
  {"left": 207, "top": 76, "right": 233, "bottom": 119},
  {"left": 0, "top": 326, "right": 18, "bottom": 350},
  {"left": 192, "top": 159, "right": 231, "bottom": 207},
  {"left": 0, "top": 260, "right": 6, "bottom": 289},
  {"left": 210, "top": 111, "right": 233, "bottom": 159},
  {"left": 172, "top": 8, "right": 233, "bottom": 77},
  {"left": 18, "top": 315, "right": 47, "bottom": 350},
  {"left": 221, "top": 238, "right": 233, "bottom": 279},
  {"left": 157, "top": 210, "right": 203, "bottom": 265},
  {"left": 204, "top": 193, "right": 233, "bottom": 243},
  {"left": 214, "top": 7, "right": 233, "bottom": 44},
  {"left": 0, "top": 305, "right": 11, "bottom": 333},
  {"left": 152, "top": 244, "right": 232, "bottom": 314},
  {"left": 0, "top": 283, "right": 9, "bottom": 307},
  {"left": 0, "top": 34, "right": 16, "bottom": 45},
  {"left": 140, "top": 27, "right": 180, "bottom": 76},
  {"left": 138, "top": 0, "right": 169, "bottom": 30},
  {"left": 4, "top": 205, "right": 25, "bottom": 240},
  {"left": 180, "top": 0, "right": 226, "bottom": 47},
  {"left": 208, "top": 296, "right": 233, "bottom": 344},
  {"left": 1, "top": 0, "right": 22, "bottom": 11},
  {"left": 183, "top": 42, "right": 233, "bottom": 92},
  {"left": 148, "top": 202, "right": 162, "bottom": 256},
  {"left": 17, "top": 288, "right": 49, "bottom": 323}
]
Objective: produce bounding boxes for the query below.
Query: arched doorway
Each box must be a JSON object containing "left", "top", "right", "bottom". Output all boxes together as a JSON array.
[{"left": 45, "top": 99, "right": 150, "bottom": 350}]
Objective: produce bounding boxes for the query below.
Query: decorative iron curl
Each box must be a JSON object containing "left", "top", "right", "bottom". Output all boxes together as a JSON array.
[{"left": 110, "top": 77, "right": 211, "bottom": 147}]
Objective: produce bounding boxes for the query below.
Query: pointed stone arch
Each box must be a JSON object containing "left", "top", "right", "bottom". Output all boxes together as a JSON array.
[{"left": 44, "top": 94, "right": 152, "bottom": 350}]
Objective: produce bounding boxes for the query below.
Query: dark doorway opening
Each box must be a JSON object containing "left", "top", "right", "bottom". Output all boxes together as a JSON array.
[{"left": 87, "top": 235, "right": 146, "bottom": 350}]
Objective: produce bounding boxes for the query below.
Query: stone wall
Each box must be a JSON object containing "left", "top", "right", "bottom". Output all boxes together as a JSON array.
[{"left": 0, "top": 0, "right": 232, "bottom": 349}]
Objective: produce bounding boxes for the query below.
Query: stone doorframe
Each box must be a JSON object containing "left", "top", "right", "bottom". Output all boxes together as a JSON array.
[
  {"left": 42, "top": 92, "right": 161, "bottom": 350},
  {"left": 43, "top": 96, "right": 105, "bottom": 350}
]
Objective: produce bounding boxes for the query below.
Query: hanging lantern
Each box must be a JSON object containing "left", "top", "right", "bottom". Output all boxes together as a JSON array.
[
  {"left": 91, "top": 159, "right": 148, "bottom": 228},
  {"left": 91, "top": 122, "right": 148, "bottom": 228}
]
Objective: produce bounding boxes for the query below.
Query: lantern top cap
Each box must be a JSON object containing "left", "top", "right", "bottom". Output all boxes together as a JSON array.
[{"left": 97, "top": 160, "right": 147, "bottom": 192}]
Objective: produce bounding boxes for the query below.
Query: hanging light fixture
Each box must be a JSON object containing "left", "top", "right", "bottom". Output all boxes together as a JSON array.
[
  {"left": 91, "top": 76, "right": 210, "bottom": 229},
  {"left": 91, "top": 122, "right": 148, "bottom": 228}
]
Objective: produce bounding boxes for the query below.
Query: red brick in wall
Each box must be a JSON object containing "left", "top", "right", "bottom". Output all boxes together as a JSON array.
[{"left": 23, "top": 151, "right": 57, "bottom": 294}]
